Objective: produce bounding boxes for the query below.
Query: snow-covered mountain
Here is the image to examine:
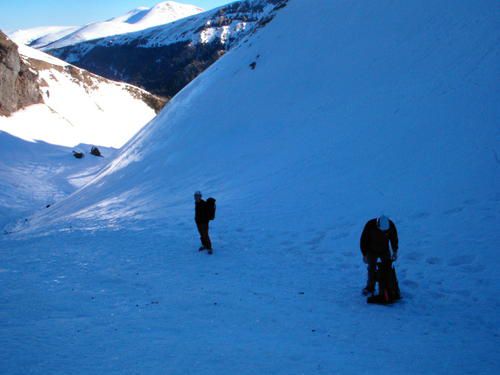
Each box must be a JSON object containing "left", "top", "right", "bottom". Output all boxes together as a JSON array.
[
  {"left": 0, "top": 31, "right": 165, "bottom": 148},
  {"left": 47, "top": 0, "right": 289, "bottom": 98},
  {"left": 9, "top": 26, "right": 79, "bottom": 49},
  {"left": 13, "top": 1, "right": 204, "bottom": 51},
  {"left": 2, "top": 1, "right": 499, "bottom": 374}
]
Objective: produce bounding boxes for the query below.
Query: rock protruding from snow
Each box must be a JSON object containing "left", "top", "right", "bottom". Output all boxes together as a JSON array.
[
  {"left": 0, "top": 31, "right": 43, "bottom": 116},
  {"left": 0, "top": 131, "right": 117, "bottom": 230}
]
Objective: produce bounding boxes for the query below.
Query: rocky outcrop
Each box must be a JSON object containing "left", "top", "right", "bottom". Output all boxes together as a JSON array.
[
  {"left": 0, "top": 31, "right": 42, "bottom": 116},
  {"left": 125, "top": 85, "right": 166, "bottom": 114}
]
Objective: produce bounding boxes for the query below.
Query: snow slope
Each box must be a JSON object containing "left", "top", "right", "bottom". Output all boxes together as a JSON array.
[
  {"left": 0, "top": 131, "right": 116, "bottom": 230},
  {"left": 39, "top": 1, "right": 203, "bottom": 51},
  {"left": 0, "top": 43, "right": 160, "bottom": 148},
  {"left": 9, "top": 26, "right": 79, "bottom": 49},
  {"left": 1, "top": 1, "right": 499, "bottom": 374}
]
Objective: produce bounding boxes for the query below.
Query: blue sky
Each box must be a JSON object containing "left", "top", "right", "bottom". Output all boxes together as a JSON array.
[{"left": 0, "top": 0, "right": 234, "bottom": 32}]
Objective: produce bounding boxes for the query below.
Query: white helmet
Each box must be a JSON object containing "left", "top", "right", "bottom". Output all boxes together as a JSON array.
[{"left": 377, "top": 215, "right": 390, "bottom": 231}]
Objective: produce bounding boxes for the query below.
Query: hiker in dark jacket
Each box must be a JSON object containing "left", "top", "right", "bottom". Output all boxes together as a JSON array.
[
  {"left": 360, "top": 215, "right": 398, "bottom": 295},
  {"left": 194, "top": 191, "right": 212, "bottom": 254}
]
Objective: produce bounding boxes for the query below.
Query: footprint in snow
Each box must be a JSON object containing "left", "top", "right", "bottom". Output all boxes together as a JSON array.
[
  {"left": 439, "top": 288, "right": 471, "bottom": 297},
  {"left": 428, "top": 291, "right": 448, "bottom": 300},
  {"left": 402, "top": 280, "right": 419, "bottom": 288},
  {"left": 406, "top": 252, "right": 423, "bottom": 262},
  {"left": 305, "top": 235, "right": 325, "bottom": 247},
  {"left": 425, "top": 257, "right": 442, "bottom": 265},
  {"left": 443, "top": 207, "right": 464, "bottom": 215},
  {"left": 336, "top": 263, "right": 350, "bottom": 270},
  {"left": 447, "top": 255, "right": 476, "bottom": 267},
  {"left": 331, "top": 232, "right": 349, "bottom": 240},
  {"left": 410, "top": 212, "right": 431, "bottom": 220},
  {"left": 482, "top": 214, "right": 496, "bottom": 221},
  {"left": 474, "top": 278, "right": 490, "bottom": 286},
  {"left": 459, "top": 264, "right": 485, "bottom": 273},
  {"left": 463, "top": 199, "right": 478, "bottom": 206},
  {"left": 412, "top": 239, "right": 431, "bottom": 247}
]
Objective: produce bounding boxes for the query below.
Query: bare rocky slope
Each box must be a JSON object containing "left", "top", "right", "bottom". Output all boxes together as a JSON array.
[{"left": 0, "top": 31, "right": 43, "bottom": 116}]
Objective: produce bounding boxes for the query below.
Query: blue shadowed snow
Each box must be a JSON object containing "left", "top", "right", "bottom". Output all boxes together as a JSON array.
[{"left": 1, "top": 0, "right": 499, "bottom": 374}]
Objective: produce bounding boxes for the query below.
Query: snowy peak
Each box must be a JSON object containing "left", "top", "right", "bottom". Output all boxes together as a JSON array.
[
  {"left": 138, "top": 1, "right": 204, "bottom": 26},
  {"left": 9, "top": 26, "right": 79, "bottom": 49},
  {"left": 45, "top": 1, "right": 204, "bottom": 49},
  {"left": 107, "top": 1, "right": 203, "bottom": 26},
  {"left": 107, "top": 7, "right": 150, "bottom": 24}
]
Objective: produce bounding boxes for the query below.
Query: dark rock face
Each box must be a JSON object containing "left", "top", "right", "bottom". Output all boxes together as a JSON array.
[
  {"left": 72, "top": 151, "right": 84, "bottom": 159},
  {"left": 0, "top": 31, "right": 42, "bottom": 116},
  {"left": 47, "top": 0, "right": 288, "bottom": 99},
  {"left": 90, "top": 146, "right": 102, "bottom": 157}
]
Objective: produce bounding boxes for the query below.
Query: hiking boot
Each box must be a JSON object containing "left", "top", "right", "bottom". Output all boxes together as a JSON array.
[
  {"left": 198, "top": 246, "right": 206, "bottom": 252},
  {"left": 362, "top": 287, "right": 374, "bottom": 296},
  {"left": 207, "top": 249, "right": 213, "bottom": 255}
]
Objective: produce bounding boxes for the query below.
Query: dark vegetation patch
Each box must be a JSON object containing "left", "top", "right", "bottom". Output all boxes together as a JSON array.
[{"left": 54, "top": 41, "right": 225, "bottom": 100}]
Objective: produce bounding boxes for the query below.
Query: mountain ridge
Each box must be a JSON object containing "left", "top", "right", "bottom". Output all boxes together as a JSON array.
[
  {"left": 10, "top": 1, "right": 204, "bottom": 50},
  {"left": 46, "top": 0, "right": 289, "bottom": 98}
]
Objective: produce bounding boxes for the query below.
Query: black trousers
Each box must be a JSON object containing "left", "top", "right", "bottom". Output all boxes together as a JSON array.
[
  {"left": 366, "top": 252, "right": 392, "bottom": 292},
  {"left": 196, "top": 221, "right": 212, "bottom": 250}
]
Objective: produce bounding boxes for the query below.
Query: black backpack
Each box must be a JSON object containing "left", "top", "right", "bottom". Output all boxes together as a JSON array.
[
  {"left": 367, "top": 262, "right": 401, "bottom": 305},
  {"left": 206, "top": 198, "right": 216, "bottom": 221}
]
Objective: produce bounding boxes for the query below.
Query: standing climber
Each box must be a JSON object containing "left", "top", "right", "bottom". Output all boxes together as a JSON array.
[{"left": 194, "top": 191, "right": 216, "bottom": 255}]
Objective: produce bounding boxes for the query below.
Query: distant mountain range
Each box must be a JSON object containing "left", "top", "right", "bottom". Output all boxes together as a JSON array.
[
  {"left": 10, "top": 1, "right": 204, "bottom": 50},
  {"left": 13, "top": 0, "right": 289, "bottom": 99},
  {"left": 9, "top": 26, "right": 80, "bottom": 49}
]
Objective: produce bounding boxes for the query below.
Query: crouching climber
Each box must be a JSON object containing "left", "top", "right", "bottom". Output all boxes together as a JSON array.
[{"left": 360, "top": 215, "right": 398, "bottom": 296}]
